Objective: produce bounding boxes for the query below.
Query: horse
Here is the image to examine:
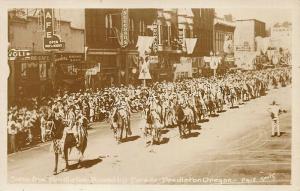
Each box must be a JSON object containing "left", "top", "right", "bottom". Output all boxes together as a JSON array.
[
  {"left": 229, "top": 88, "right": 237, "bottom": 108},
  {"left": 62, "top": 116, "right": 88, "bottom": 170},
  {"left": 207, "top": 93, "right": 216, "bottom": 116},
  {"left": 242, "top": 85, "right": 250, "bottom": 102},
  {"left": 142, "top": 102, "right": 164, "bottom": 146},
  {"left": 163, "top": 102, "right": 177, "bottom": 128},
  {"left": 175, "top": 104, "right": 194, "bottom": 138},
  {"left": 49, "top": 115, "right": 88, "bottom": 174},
  {"left": 195, "top": 96, "right": 207, "bottom": 122},
  {"left": 111, "top": 107, "right": 131, "bottom": 143},
  {"left": 215, "top": 91, "right": 224, "bottom": 112}
]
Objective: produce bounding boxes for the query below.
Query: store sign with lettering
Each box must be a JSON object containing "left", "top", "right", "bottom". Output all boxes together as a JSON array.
[
  {"left": 55, "top": 53, "right": 84, "bottom": 62},
  {"left": 120, "top": 9, "right": 129, "bottom": 48},
  {"left": 152, "top": 21, "right": 158, "bottom": 53},
  {"left": 18, "top": 55, "right": 51, "bottom": 61},
  {"left": 178, "top": 28, "right": 184, "bottom": 50},
  {"left": 8, "top": 49, "right": 31, "bottom": 60},
  {"left": 43, "top": 8, "right": 65, "bottom": 50}
]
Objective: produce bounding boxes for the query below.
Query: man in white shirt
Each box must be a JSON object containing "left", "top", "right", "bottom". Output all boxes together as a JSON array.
[{"left": 268, "top": 101, "right": 282, "bottom": 137}]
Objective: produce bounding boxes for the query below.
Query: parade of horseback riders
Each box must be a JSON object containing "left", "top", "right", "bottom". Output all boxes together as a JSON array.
[{"left": 7, "top": 66, "right": 291, "bottom": 175}]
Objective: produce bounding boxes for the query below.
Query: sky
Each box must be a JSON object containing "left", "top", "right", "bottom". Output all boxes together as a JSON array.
[{"left": 215, "top": 8, "right": 292, "bottom": 28}]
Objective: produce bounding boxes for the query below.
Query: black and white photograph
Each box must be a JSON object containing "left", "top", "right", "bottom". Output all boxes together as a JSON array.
[{"left": 2, "top": 0, "right": 300, "bottom": 189}]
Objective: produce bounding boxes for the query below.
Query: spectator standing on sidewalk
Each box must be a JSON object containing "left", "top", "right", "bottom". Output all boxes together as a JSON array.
[
  {"left": 268, "top": 100, "right": 283, "bottom": 137},
  {"left": 8, "top": 116, "right": 18, "bottom": 153}
]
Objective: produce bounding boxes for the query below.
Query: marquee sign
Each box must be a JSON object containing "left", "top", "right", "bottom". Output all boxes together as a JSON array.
[
  {"left": 43, "top": 8, "right": 65, "bottom": 50},
  {"left": 152, "top": 21, "right": 158, "bottom": 53},
  {"left": 120, "top": 9, "right": 129, "bottom": 48}
]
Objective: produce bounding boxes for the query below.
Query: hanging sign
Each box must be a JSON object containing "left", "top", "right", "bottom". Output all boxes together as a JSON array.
[
  {"left": 43, "top": 8, "right": 65, "bottom": 50},
  {"left": 152, "top": 21, "right": 158, "bottom": 53},
  {"left": 120, "top": 9, "right": 129, "bottom": 48}
]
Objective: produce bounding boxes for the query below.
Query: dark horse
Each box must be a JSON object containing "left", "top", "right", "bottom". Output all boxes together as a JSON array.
[
  {"left": 111, "top": 108, "right": 131, "bottom": 143},
  {"left": 50, "top": 114, "right": 88, "bottom": 174},
  {"left": 175, "top": 105, "right": 193, "bottom": 138}
]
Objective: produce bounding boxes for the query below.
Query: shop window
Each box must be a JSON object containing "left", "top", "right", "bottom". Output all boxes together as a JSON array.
[
  {"left": 67, "top": 65, "right": 77, "bottom": 75},
  {"left": 129, "top": 18, "right": 135, "bottom": 44},
  {"left": 163, "top": 25, "right": 168, "bottom": 45},
  {"left": 26, "top": 62, "right": 39, "bottom": 80},
  {"left": 21, "top": 63, "right": 27, "bottom": 78},
  {"left": 139, "top": 20, "right": 145, "bottom": 36},
  {"left": 39, "top": 62, "right": 47, "bottom": 80}
]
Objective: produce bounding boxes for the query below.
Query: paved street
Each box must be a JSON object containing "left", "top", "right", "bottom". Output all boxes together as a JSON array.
[{"left": 8, "top": 86, "right": 291, "bottom": 185}]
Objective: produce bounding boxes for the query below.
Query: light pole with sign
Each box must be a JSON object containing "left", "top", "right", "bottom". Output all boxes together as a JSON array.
[{"left": 210, "top": 51, "right": 220, "bottom": 78}]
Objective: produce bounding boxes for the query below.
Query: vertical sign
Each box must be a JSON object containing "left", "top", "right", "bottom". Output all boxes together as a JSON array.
[
  {"left": 178, "top": 28, "right": 184, "bottom": 50},
  {"left": 43, "top": 8, "right": 65, "bottom": 50},
  {"left": 121, "top": 9, "right": 129, "bottom": 48},
  {"left": 152, "top": 21, "right": 158, "bottom": 53}
]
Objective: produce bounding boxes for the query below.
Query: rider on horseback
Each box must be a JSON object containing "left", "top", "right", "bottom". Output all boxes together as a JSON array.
[{"left": 111, "top": 95, "right": 132, "bottom": 136}]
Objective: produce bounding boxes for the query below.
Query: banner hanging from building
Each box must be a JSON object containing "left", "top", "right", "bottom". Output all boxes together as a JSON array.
[{"left": 43, "top": 8, "right": 65, "bottom": 50}]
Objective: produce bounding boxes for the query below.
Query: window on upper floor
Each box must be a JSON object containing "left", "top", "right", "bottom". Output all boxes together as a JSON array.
[
  {"left": 129, "top": 18, "right": 135, "bottom": 44},
  {"left": 139, "top": 20, "right": 146, "bottom": 36}
]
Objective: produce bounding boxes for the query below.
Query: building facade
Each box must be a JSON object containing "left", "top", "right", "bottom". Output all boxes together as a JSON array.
[
  {"left": 234, "top": 19, "right": 266, "bottom": 69},
  {"left": 234, "top": 19, "right": 266, "bottom": 51},
  {"left": 213, "top": 17, "right": 235, "bottom": 72},
  {"left": 8, "top": 9, "right": 85, "bottom": 105},
  {"left": 85, "top": 8, "right": 215, "bottom": 84},
  {"left": 270, "top": 22, "right": 292, "bottom": 51}
]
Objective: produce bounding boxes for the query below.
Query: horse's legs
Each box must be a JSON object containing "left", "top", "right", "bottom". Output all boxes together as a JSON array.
[
  {"left": 178, "top": 123, "right": 183, "bottom": 138},
  {"left": 119, "top": 121, "right": 124, "bottom": 142},
  {"left": 64, "top": 147, "right": 70, "bottom": 169},
  {"left": 53, "top": 153, "right": 58, "bottom": 175}
]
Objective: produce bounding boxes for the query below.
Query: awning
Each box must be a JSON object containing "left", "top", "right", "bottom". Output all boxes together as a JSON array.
[
  {"left": 136, "top": 36, "right": 155, "bottom": 57},
  {"left": 184, "top": 38, "right": 197, "bottom": 54}
]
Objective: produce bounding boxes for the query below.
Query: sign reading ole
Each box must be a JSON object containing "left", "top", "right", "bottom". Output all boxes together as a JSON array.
[{"left": 43, "top": 8, "right": 65, "bottom": 50}]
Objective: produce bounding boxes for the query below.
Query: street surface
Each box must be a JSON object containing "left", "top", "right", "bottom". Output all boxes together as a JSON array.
[{"left": 8, "top": 86, "right": 291, "bottom": 185}]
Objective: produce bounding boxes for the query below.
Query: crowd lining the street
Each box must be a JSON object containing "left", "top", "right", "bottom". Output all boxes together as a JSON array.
[{"left": 7, "top": 67, "right": 291, "bottom": 153}]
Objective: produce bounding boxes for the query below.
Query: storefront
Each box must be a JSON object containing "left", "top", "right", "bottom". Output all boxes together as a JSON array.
[
  {"left": 13, "top": 54, "right": 53, "bottom": 102},
  {"left": 54, "top": 53, "right": 85, "bottom": 92},
  {"left": 87, "top": 49, "right": 139, "bottom": 88}
]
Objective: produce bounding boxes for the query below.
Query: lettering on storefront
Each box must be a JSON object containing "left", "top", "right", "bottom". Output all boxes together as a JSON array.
[
  {"left": 18, "top": 55, "right": 51, "bottom": 61},
  {"left": 120, "top": 9, "right": 129, "bottom": 48},
  {"left": 152, "top": 21, "right": 158, "bottom": 53},
  {"left": 43, "top": 8, "right": 65, "bottom": 50},
  {"left": 8, "top": 49, "right": 31, "bottom": 61},
  {"left": 54, "top": 54, "right": 84, "bottom": 62}
]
